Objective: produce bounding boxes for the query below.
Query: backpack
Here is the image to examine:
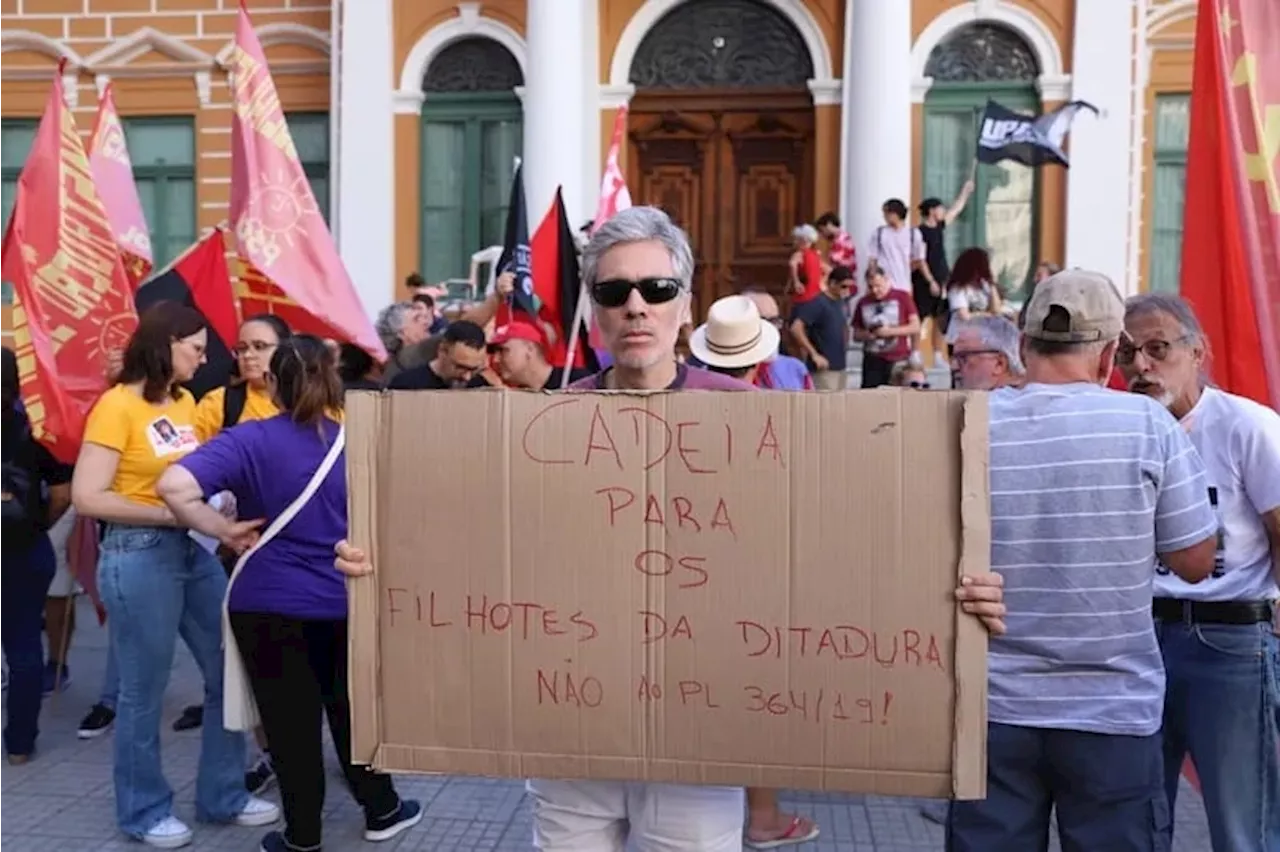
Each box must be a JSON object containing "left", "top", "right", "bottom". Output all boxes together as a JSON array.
[
  {"left": 2, "top": 412, "right": 47, "bottom": 552},
  {"left": 222, "top": 383, "right": 249, "bottom": 431}
]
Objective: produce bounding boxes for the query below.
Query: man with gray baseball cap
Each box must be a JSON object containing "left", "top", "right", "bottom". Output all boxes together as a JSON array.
[{"left": 948, "top": 270, "right": 1220, "bottom": 852}]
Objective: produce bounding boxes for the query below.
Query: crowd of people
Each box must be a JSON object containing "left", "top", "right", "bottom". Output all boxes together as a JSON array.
[{"left": 1, "top": 203, "right": 1276, "bottom": 852}]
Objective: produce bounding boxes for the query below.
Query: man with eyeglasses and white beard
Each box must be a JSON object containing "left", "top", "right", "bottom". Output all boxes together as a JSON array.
[
  {"left": 1120, "top": 292, "right": 1280, "bottom": 852},
  {"left": 332, "top": 206, "right": 1008, "bottom": 851}
]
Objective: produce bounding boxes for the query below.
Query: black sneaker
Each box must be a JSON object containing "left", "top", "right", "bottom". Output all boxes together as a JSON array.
[
  {"left": 259, "top": 830, "right": 321, "bottom": 852},
  {"left": 363, "top": 799, "right": 422, "bottom": 842},
  {"left": 172, "top": 704, "right": 203, "bottom": 732},
  {"left": 77, "top": 704, "right": 116, "bottom": 739},
  {"left": 245, "top": 754, "right": 276, "bottom": 795}
]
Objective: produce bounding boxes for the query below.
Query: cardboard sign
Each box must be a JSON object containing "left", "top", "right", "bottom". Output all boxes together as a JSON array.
[{"left": 346, "top": 389, "right": 989, "bottom": 799}]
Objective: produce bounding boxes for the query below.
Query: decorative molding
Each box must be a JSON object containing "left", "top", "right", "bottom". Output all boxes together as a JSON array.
[
  {"left": 609, "top": 0, "right": 834, "bottom": 87},
  {"left": 598, "top": 83, "right": 636, "bottom": 109},
  {"left": 394, "top": 2, "right": 527, "bottom": 115},
  {"left": 910, "top": 77, "right": 934, "bottom": 104},
  {"left": 83, "top": 27, "right": 216, "bottom": 107},
  {"left": 1145, "top": 0, "right": 1196, "bottom": 36},
  {"left": 0, "top": 29, "right": 86, "bottom": 83},
  {"left": 806, "top": 78, "right": 842, "bottom": 106},
  {"left": 911, "top": 0, "right": 1070, "bottom": 99}
]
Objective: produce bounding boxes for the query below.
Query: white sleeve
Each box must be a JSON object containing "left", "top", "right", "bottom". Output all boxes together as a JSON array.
[{"left": 1238, "top": 406, "right": 1280, "bottom": 513}]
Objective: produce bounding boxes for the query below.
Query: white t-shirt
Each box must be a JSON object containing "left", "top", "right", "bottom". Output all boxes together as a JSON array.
[
  {"left": 1154, "top": 386, "right": 1280, "bottom": 602},
  {"left": 865, "top": 224, "right": 924, "bottom": 293}
]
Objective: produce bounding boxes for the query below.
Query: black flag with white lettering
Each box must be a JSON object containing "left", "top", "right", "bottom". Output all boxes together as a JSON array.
[{"left": 976, "top": 99, "right": 1098, "bottom": 168}]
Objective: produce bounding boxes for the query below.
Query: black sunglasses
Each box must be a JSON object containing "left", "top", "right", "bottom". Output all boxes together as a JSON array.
[
  {"left": 591, "top": 277, "right": 683, "bottom": 309},
  {"left": 908, "top": 381, "right": 930, "bottom": 389}
]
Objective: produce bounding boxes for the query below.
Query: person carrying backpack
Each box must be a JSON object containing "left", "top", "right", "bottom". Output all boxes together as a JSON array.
[{"left": 1, "top": 347, "right": 73, "bottom": 764}]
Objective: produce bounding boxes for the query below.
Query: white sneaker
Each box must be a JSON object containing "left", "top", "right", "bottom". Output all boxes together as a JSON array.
[
  {"left": 234, "top": 796, "right": 280, "bottom": 827},
  {"left": 142, "top": 816, "right": 193, "bottom": 849}
]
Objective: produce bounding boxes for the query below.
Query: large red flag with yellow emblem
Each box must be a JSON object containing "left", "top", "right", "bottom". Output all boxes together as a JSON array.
[
  {"left": 0, "top": 63, "right": 137, "bottom": 462},
  {"left": 225, "top": 3, "right": 384, "bottom": 359},
  {"left": 88, "top": 82, "right": 153, "bottom": 290},
  {"left": 1180, "top": 0, "right": 1278, "bottom": 407}
]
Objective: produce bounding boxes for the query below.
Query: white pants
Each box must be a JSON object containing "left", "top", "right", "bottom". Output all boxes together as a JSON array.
[{"left": 528, "top": 779, "right": 745, "bottom": 852}]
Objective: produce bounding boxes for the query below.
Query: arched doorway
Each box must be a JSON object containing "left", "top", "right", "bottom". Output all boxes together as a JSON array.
[
  {"left": 626, "top": 0, "right": 816, "bottom": 319},
  {"left": 419, "top": 37, "right": 523, "bottom": 284},
  {"left": 922, "top": 23, "right": 1041, "bottom": 297}
]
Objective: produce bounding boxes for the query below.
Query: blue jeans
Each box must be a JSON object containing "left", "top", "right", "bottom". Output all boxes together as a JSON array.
[
  {"left": 99, "top": 634, "right": 119, "bottom": 710},
  {"left": 1158, "top": 619, "right": 1280, "bottom": 851},
  {"left": 97, "top": 525, "right": 247, "bottom": 838},
  {"left": 947, "top": 722, "right": 1170, "bottom": 852},
  {"left": 1, "top": 534, "right": 55, "bottom": 756}
]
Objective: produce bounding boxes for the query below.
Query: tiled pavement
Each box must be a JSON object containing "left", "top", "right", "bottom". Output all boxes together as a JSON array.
[{"left": 3, "top": 598, "right": 1211, "bottom": 851}]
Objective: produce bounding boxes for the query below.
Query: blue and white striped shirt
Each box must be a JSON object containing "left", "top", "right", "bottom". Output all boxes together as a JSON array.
[{"left": 987, "top": 383, "right": 1217, "bottom": 736}]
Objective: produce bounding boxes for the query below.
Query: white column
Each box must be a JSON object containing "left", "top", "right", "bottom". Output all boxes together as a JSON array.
[
  {"left": 1065, "top": 0, "right": 1136, "bottom": 291},
  {"left": 842, "top": 0, "right": 913, "bottom": 257},
  {"left": 524, "top": 0, "right": 588, "bottom": 226},
  {"left": 335, "top": 0, "right": 395, "bottom": 319}
]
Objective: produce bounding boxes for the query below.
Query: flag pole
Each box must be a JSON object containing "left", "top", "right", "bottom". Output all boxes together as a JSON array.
[{"left": 560, "top": 281, "right": 591, "bottom": 389}]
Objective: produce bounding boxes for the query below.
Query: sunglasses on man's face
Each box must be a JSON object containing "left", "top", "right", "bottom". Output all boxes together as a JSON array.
[
  {"left": 591, "top": 277, "right": 683, "bottom": 309},
  {"left": 908, "top": 381, "right": 931, "bottom": 389}
]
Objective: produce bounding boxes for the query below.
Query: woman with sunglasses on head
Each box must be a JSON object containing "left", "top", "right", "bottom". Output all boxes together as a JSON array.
[
  {"left": 72, "top": 303, "right": 279, "bottom": 849},
  {"left": 166, "top": 314, "right": 292, "bottom": 793},
  {"left": 157, "top": 335, "right": 422, "bottom": 852}
]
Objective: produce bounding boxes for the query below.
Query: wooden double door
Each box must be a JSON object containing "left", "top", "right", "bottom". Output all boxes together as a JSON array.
[{"left": 627, "top": 92, "right": 815, "bottom": 322}]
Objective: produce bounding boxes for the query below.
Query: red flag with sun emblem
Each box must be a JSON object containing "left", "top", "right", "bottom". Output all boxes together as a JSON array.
[
  {"left": 0, "top": 62, "right": 137, "bottom": 463},
  {"left": 226, "top": 3, "right": 384, "bottom": 360},
  {"left": 1179, "top": 0, "right": 1278, "bottom": 407}
]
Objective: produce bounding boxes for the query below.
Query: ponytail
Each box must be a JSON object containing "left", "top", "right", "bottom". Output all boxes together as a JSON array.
[{"left": 268, "top": 334, "right": 343, "bottom": 427}]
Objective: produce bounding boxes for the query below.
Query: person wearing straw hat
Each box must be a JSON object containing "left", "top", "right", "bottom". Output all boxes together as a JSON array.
[{"left": 688, "top": 295, "right": 782, "bottom": 385}]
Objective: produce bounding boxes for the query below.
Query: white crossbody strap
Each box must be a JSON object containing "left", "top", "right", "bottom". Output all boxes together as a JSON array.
[{"left": 232, "top": 424, "right": 345, "bottom": 570}]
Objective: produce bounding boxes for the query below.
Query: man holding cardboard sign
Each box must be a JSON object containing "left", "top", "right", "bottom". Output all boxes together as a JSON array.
[{"left": 336, "top": 206, "right": 1007, "bottom": 851}]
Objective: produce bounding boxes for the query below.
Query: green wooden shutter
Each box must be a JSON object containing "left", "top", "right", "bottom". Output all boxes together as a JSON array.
[
  {"left": 286, "top": 112, "right": 331, "bottom": 224},
  {"left": 922, "top": 108, "right": 977, "bottom": 260},
  {"left": 421, "top": 119, "right": 467, "bottom": 283},
  {"left": 479, "top": 117, "right": 522, "bottom": 248},
  {"left": 1148, "top": 94, "right": 1190, "bottom": 293},
  {"left": 922, "top": 85, "right": 1040, "bottom": 299},
  {"left": 1, "top": 120, "right": 39, "bottom": 305},
  {"left": 124, "top": 117, "right": 196, "bottom": 268}
]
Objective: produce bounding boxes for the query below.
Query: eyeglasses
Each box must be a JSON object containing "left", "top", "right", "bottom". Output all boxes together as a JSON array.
[
  {"left": 591, "top": 277, "right": 683, "bottom": 308},
  {"left": 951, "top": 349, "right": 1001, "bottom": 367},
  {"left": 908, "top": 381, "right": 930, "bottom": 389},
  {"left": 1115, "top": 336, "right": 1190, "bottom": 366},
  {"left": 234, "top": 341, "right": 277, "bottom": 355}
]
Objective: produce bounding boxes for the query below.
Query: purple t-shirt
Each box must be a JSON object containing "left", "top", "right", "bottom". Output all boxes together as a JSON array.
[
  {"left": 179, "top": 415, "right": 347, "bottom": 620},
  {"left": 569, "top": 362, "right": 756, "bottom": 391}
]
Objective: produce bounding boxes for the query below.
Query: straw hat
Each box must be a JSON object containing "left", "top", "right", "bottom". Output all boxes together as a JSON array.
[{"left": 689, "top": 295, "right": 780, "bottom": 369}]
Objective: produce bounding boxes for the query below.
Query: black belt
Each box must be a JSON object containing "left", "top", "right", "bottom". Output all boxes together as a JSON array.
[{"left": 1152, "top": 598, "right": 1273, "bottom": 625}]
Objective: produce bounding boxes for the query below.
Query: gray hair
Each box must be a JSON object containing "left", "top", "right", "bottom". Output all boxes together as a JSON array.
[
  {"left": 375, "top": 301, "right": 416, "bottom": 354},
  {"left": 1124, "top": 292, "right": 1206, "bottom": 346},
  {"left": 582, "top": 206, "right": 695, "bottom": 291},
  {"left": 955, "top": 314, "right": 1025, "bottom": 375},
  {"left": 793, "top": 223, "right": 819, "bottom": 244}
]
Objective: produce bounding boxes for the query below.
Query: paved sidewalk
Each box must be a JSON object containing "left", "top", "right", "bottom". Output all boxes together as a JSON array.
[{"left": 3, "top": 598, "right": 1211, "bottom": 851}]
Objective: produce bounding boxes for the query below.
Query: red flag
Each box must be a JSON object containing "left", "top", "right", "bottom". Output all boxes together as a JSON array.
[
  {"left": 531, "top": 189, "right": 595, "bottom": 369},
  {"left": 88, "top": 82, "right": 153, "bottom": 290},
  {"left": 236, "top": 256, "right": 337, "bottom": 339},
  {"left": 0, "top": 63, "right": 137, "bottom": 463},
  {"left": 587, "top": 107, "right": 633, "bottom": 351},
  {"left": 1179, "top": 0, "right": 1278, "bottom": 406},
  {"left": 145, "top": 229, "right": 239, "bottom": 349},
  {"left": 226, "top": 4, "right": 384, "bottom": 359}
]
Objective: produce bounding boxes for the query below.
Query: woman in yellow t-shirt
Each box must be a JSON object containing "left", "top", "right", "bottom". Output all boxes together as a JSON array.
[
  {"left": 172, "top": 314, "right": 290, "bottom": 789},
  {"left": 70, "top": 303, "right": 279, "bottom": 848}
]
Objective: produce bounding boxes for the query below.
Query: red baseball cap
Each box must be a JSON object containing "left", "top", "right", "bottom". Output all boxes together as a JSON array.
[{"left": 489, "top": 322, "right": 542, "bottom": 348}]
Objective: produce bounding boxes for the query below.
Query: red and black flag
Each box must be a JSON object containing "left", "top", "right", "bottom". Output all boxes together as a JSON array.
[
  {"left": 531, "top": 188, "right": 597, "bottom": 371},
  {"left": 135, "top": 229, "right": 239, "bottom": 399}
]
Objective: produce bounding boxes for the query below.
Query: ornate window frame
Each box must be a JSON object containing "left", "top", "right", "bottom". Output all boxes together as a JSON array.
[{"left": 395, "top": 2, "right": 528, "bottom": 115}]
